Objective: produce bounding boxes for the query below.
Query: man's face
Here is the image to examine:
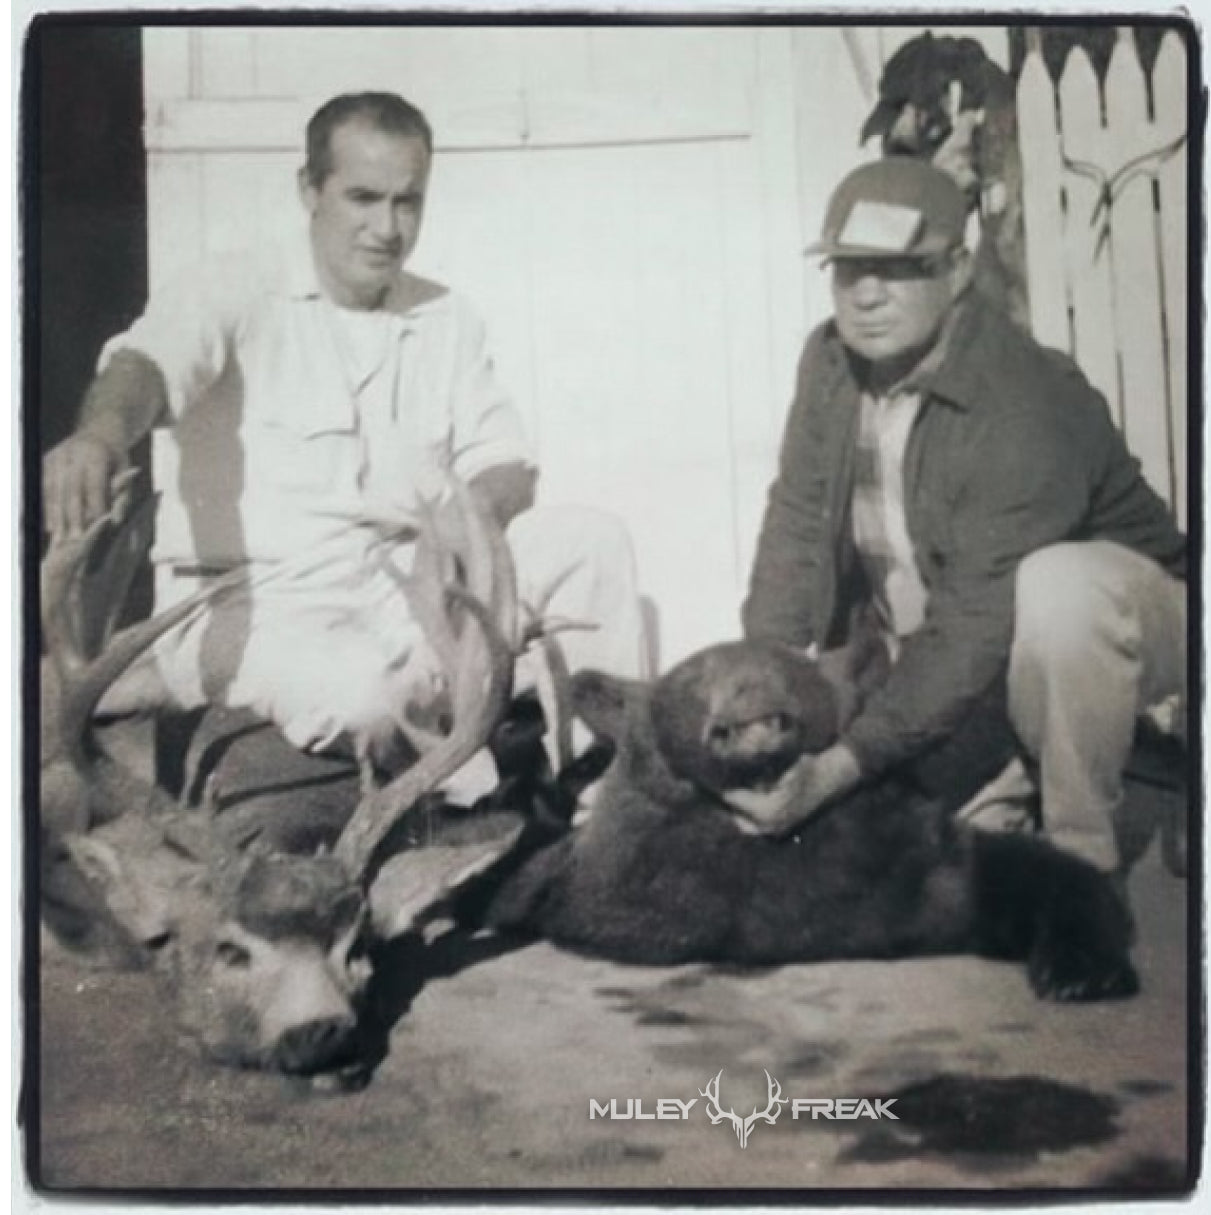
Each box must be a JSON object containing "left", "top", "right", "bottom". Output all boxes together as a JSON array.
[
  {"left": 300, "top": 121, "right": 430, "bottom": 309},
  {"left": 831, "top": 254, "right": 965, "bottom": 366}
]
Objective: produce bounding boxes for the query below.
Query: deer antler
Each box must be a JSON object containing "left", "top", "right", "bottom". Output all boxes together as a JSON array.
[
  {"left": 334, "top": 479, "right": 517, "bottom": 877},
  {"left": 42, "top": 497, "right": 248, "bottom": 767}
]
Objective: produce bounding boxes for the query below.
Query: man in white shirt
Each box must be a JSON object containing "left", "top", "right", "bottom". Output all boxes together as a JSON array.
[{"left": 43, "top": 91, "right": 648, "bottom": 776}]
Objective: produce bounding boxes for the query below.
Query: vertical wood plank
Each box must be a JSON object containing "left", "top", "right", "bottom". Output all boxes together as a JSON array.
[
  {"left": 521, "top": 27, "right": 591, "bottom": 94},
  {"left": 727, "top": 29, "right": 804, "bottom": 607},
  {"left": 1057, "top": 47, "right": 1121, "bottom": 419},
  {"left": 145, "top": 153, "right": 205, "bottom": 288},
  {"left": 792, "top": 29, "right": 873, "bottom": 335},
  {"left": 751, "top": 30, "right": 806, "bottom": 453},
  {"left": 1152, "top": 31, "right": 1188, "bottom": 529},
  {"left": 1104, "top": 29, "right": 1171, "bottom": 506},
  {"left": 408, "top": 149, "right": 537, "bottom": 437},
  {"left": 196, "top": 29, "right": 258, "bottom": 97},
  {"left": 1017, "top": 37, "right": 1070, "bottom": 352},
  {"left": 515, "top": 141, "right": 744, "bottom": 662},
  {"left": 718, "top": 130, "right": 772, "bottom": 606},
  {"left": 142, "top": 28, "right": 192, "bottom": 101},
  {"left": 202, "top": 154, "right": 270, "bottom": 255}
]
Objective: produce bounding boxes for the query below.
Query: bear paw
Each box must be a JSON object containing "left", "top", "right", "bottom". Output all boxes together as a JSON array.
[{"left": 1027, "top": 938, "right": 1140, "bottom": 1002}]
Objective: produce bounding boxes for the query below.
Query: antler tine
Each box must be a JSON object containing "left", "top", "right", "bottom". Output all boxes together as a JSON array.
[
  {"left": 377, "top": 517, "right": 461, "bottom": 684},
  {"left": 334, "top": 489, "right": 517, "bottom": 877},
  {"left": 50, "top": 537, "right": 249, "bottom": 768},
  {"left": 41, "top": 496, "right": 154, "bottom": 680},
  {"left": 523, "top": 603, "right": 575, "bottom": 776},
  {"left": 57, "top": 568, "right": 249, "bottom": 757},
  {"left": 41, "top": 496, "right": 246, "bottom": 754},
  {"left": 448, "top": 475, "right": 518, "bottom": 650}
]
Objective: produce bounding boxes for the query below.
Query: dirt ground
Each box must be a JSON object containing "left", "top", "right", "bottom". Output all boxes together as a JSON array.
[{"left": 24, "top": 779, "right": 1196, "bottom": 1202}]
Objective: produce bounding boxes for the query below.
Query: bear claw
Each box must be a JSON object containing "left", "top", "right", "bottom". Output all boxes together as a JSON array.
[{"left": 1028, "top": 947, "right": 1140, "bottom": 1001}]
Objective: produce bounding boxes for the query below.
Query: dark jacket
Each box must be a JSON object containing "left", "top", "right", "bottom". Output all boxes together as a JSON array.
[{"left": 743, "top": 292, "right": 1186, "bottom": 775}]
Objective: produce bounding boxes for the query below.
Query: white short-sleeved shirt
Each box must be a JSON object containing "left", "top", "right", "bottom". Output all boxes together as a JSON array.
[{"left": 100, "top": 229, "right": 535, "bottom": 569}]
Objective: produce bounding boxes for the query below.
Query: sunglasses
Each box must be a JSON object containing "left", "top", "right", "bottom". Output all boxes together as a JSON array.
[{"left": 826, "top": 254, "right": 952, "bottom": 282}]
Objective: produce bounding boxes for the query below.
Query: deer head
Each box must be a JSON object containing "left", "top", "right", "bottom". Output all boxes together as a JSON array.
[{"left": 39, "top": 479, "right": 515, "bottom": 1077}]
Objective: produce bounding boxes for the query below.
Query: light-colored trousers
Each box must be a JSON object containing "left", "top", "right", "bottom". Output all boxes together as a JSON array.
[
  {"left": 1004, "top": 541, "right": 1186, "bottom": 872},
  {"left": 105, "top": 505, "right": 649, "bottom": 772}
]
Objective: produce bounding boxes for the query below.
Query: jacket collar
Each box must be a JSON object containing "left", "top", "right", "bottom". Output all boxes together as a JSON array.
[{"left": 914, "top": 291, "right": 992, "bottom": 411}]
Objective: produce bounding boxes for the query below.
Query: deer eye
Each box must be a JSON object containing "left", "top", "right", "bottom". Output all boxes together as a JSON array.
[{"left": 215, "top": 939, "right": 252, "bottom": 969}]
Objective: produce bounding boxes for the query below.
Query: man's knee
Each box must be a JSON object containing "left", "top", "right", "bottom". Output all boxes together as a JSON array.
[
  {"left": 509, "top": 504, "right": 649, "bottom": 678},
  {"left": 1013, "top": 543, "right": 1133, "bottom": 660},
  {"left": 510, "top": 504, "right": 640, "bottom": 593},
  {"left": 267, "top": 649, "right": 407, "bottom": 758}
]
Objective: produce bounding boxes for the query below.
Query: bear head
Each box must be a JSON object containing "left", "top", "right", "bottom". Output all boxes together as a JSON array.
[{"left": 569, "top": 640, "right": 839, "bottom": 802}]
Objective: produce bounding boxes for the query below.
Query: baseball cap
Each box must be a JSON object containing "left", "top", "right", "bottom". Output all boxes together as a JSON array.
[{"left": 806, "top": 158, "right": 967, "bottom": 260}]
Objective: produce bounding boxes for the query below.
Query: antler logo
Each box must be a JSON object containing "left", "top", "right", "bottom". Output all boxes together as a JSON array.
[{"left": 699, "top": 1069, "right": 788, "bottom": 1148}]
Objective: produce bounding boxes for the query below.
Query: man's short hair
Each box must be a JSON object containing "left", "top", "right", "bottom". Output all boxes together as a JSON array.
[{"left": 305, "top": 92, "right": 434, "bottom": 186}]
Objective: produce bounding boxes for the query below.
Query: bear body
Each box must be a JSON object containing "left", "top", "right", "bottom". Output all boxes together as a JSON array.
[{"left": 478, "top": 641, "right": 1138, "bottom": 1001}]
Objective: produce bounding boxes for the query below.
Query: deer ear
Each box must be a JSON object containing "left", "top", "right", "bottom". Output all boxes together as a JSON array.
[{"left": 62, "top": 835, "right": 176, "bottom": 948}]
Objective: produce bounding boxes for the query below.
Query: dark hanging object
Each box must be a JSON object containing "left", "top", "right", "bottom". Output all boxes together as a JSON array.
[{"left": 860, "top": 32, "right": 1031, "bottom": 330}]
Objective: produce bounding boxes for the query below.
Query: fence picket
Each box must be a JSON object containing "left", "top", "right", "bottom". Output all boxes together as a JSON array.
[
  {"left": 1017, "top": 39, "right": 1070, "bottom": 352},
  {"left": 1102, "top": 29, "right": 1173, "bottom": 508},
  {"left": 1152, "top": 32, "right": 1188, "bottom": 528},
  {"left": 1057, "top": 47, "right": 1123, "bottom": 424}
]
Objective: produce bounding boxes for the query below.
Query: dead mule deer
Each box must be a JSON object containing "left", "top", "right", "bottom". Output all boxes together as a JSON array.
[{"left": 39, "top": 481, "right": 517, "bottom": 1078}]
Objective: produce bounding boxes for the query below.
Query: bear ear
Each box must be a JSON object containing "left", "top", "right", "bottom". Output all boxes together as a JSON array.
[{"left": 570, "top": 670, "right": 647, "bottom": 744}]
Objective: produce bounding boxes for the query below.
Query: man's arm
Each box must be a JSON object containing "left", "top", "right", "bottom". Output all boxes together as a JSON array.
[
  {"left": 467, "top": 461, "right": 537, "bottom": 531},
  {"left": 43, "top": 350, "right": 170, "bottom": 538},
  {"left": 432, "top": 459, "right": 538, "bottom": 556},
  {"left": 742, "top": 330, "right": 834, "bottom": 649},
  {"left": 842, "top": 393, "right": 1103, "bottom": 777},
  {"left": 45, "top": 255, "right": 248, "bottom": 540}
]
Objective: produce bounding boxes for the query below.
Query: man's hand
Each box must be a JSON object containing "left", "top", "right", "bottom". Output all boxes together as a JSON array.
[
  {"left": 723, "top": 743, "right": 862, "bottom": 837},
  {"left": 43, "top": 433, "right": 130, "bottom": 540}
]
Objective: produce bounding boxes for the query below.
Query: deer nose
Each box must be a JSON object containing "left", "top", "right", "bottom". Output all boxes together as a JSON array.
[{"left": 271, "top": 1014, "right": 358, "bottom": 1074}]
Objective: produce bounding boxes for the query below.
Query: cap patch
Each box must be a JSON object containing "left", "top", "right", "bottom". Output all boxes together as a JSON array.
[{"left": 838, "top": 199, "right": 924, "bottom": 252}]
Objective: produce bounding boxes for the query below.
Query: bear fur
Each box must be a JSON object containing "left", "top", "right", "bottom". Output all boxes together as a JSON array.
[{"left": 473, "top": 641, "right": 1138, "bottom": 1001}]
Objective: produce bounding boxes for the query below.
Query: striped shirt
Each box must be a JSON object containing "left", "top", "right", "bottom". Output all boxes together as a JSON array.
[{"left": 851, "top": 387, "right": 928, "bottom": 656}]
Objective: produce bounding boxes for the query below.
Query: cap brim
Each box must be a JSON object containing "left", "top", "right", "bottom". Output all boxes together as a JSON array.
[{"left": 802, "top": 235, "right": 956, "bottom": 260}]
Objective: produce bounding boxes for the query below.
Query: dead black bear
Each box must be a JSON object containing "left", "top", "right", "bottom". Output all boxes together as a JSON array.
[{"left": 474, "top": 640, "right": 1139, "bottom": 1001}]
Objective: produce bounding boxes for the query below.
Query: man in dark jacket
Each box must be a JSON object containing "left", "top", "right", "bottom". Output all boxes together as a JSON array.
[{"left": 737, "top": 158, "right": 1186, "bottom": 874}]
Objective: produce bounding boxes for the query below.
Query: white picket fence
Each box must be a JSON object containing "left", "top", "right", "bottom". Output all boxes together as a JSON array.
[{"left": 1017, "top": 27, "right": 1188, "bottom": 528}]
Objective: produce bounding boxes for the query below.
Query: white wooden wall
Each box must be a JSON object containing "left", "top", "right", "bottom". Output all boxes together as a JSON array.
[
  {"left": 143, "top": 25, "right": 806, "bottom": 666},
  {"left": 141, "top": 23, "right": 1185, "bottom": 669}
]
